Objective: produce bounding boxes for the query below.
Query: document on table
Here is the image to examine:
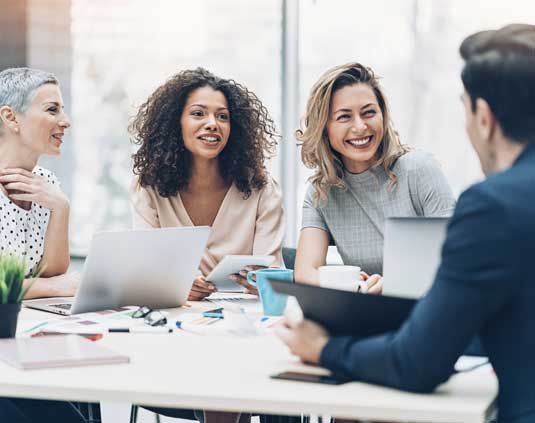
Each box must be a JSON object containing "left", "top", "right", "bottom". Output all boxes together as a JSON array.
[
  {"left": 0, "top": 335, "right": 129, "bottom": 369},
  {"left": 206, "top": 292, "right": 261, "bottom": 314},
  {"left": 17, "top": 307, "right": 143, "bottom": 337}
]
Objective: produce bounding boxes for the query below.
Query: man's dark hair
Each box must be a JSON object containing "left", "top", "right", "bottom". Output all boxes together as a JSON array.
[{"left": 460, "top": 24, "right": 535, "bottom": 143}]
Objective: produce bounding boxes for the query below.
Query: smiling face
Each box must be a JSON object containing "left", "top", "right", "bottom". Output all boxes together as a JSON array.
[
  {"left": 326, "top": 83, "right": 384, "bottom": 173},
  {"left": 180, "top": 86, "right": 231, "bottom": 162},
  {"left": 16, "top": 84, "right": 70, "bottom": 157}
]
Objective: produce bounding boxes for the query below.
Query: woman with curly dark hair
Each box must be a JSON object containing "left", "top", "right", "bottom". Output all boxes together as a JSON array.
[{"left": 129, "top": 68, "right": 284, "bottom": 302}]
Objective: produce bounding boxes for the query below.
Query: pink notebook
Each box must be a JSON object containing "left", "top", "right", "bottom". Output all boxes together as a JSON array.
[{"left": 0, "top": 335, "right": 129, "bottom": 370}]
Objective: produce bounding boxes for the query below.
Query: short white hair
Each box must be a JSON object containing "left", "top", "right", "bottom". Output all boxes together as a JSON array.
[{"left": 0, "top": 67, "right": 59, "bottom": 135}]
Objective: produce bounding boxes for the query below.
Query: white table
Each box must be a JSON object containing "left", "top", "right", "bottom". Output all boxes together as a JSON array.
[{"left": 0, "top": 299, "right": 498, "bottom": 423}]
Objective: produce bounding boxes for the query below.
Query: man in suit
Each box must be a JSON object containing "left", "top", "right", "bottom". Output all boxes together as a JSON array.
[{"left": 277, "top": 24, "right": 535, "bottom": 423}]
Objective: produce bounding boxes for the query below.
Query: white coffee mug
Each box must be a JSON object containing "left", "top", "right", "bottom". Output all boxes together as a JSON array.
[{"left": 318, "top": 265, "right": 362, "bottom": 292}]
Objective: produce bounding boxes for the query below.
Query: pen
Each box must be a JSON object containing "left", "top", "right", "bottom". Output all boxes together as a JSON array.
[
  {"left": 175, "top": 320, "right": 226, "bottom": 335},
  {"left": 109, "top": 327, "right": 173, "bottom": 334},
  {"left": 23, "top": 321, "right": 49, "bottom": 334}
]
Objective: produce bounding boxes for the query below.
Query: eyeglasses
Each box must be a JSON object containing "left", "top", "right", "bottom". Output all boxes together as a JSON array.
[{"left": 132, "top": 306, "right": 167, "bottom": 327}]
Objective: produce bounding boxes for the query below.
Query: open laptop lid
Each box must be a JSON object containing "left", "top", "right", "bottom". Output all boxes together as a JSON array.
[
  {"left": 382, "top": 217, "right": 449, "bottom": 299},
  {"left": 69, "top": 227, "right": 210, "bottom": 314},
  {"left": 24, "top": 227, "right": 210, "bottom": 315},
  {"left": 269, "top": 279, "right": 415, "bottom": 337}
]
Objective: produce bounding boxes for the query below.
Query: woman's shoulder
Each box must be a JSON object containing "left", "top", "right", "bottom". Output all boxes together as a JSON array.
[
  {"left": 262, "top": 175, "right": 282, "bottom": 194},
  {"left": 254, "top": 175, "right": 282, "bottom": 203},
  {"left": 129, "top": 175, "right": 161, "bottom": 209},
  {"left": 393, "top": 149, "right": 443, "bottom": 174},
  {"left": 303, "top": 181, "right": 334, "bottom": 210},
  {"left": 130, "top": 175, "right": 160, "bottom": 195},
  {"left": 304, "top": 181, "right": 321, "bottom": 202},
  {"left": 33, "top": 166, "right": 59, "bottom": 185}
]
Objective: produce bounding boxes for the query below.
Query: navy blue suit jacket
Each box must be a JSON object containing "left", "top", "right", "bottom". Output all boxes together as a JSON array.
[{"left": 321, "top": 145, "right": 535, "bottom": 423}]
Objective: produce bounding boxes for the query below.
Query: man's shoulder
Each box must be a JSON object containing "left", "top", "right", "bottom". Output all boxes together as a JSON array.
[
  {"left": 458, "top": 176, "right": 510, "bottom": 214},
  {"left": 456, "top": 168, "right": 535, "bottom": 240},
  {"left": 466, "top": 161, "right": 535, "bottom": 209}
]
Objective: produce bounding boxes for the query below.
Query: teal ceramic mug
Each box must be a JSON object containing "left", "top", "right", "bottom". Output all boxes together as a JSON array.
[{"left": 246, "top": 269, "right": 293, "bottom": 316}]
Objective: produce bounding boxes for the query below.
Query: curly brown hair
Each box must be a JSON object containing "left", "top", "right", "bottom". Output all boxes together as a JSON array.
[{"left": 130, "top": 68, "right": 278, "bottom": 198}]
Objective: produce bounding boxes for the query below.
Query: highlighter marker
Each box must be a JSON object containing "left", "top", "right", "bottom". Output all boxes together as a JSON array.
[{"left": 175, "top": 320, "right": 226, "bottom": 335}]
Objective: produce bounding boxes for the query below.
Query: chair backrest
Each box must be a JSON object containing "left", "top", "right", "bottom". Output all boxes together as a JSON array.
[
  {"left": 69, "top": 253, "right": 87, "bottom": 273},
  {"left": 282, "top": 247, "right": 296, "bottom": 270}
]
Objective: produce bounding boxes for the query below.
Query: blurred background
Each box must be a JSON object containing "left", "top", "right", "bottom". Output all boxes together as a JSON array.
[{"left": 1, "top": 0, "right": 534, "bottom": 254}]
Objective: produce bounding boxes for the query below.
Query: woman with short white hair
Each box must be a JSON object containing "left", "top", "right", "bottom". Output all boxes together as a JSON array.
[
  {"left": 0, "top": 67, "right": 94, "bottom": 423},
  {"left": 0, "top": 67, "right": 79, "bottom": 299}
]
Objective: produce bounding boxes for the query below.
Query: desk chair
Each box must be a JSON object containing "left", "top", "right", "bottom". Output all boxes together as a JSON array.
[
  {"left": 130, "top": 405, "right": 165, "bottom": 423},
  {"left": 130, "top": 409, "right": 306, "bottom": 423},
  {"left": 74, "top": 402, "right": 101, "bottom": 423},
  {"left": 282, "top": 247, "right": 296, "bottom": 270}
]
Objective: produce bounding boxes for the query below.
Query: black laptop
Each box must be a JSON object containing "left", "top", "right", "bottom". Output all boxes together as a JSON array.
[{"left": 269, "top": 279, "right": 416, "bottom": 337}]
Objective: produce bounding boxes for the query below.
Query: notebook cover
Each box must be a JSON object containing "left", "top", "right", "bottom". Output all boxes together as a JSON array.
[
  {"left": 269, "top": 279, "right": 416, "bottom": 337},
  {"left": 0, "top": 335, "right": 130, "bottom": 370}
]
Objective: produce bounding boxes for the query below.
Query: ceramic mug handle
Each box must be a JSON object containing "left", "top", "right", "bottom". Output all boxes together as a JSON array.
[{"left": 246, "top": 271, "right": 258, "bottom": 287}]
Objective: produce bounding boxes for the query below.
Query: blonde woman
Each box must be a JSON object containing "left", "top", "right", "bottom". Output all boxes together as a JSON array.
[{"left": 295, "top": 63, "right": 455, "bottom": 291}]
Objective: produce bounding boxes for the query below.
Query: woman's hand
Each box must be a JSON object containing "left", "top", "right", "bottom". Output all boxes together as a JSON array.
[
  {"left": 360, "top": 271, "right": 383, "bottom": 295},
  {"left": 49, "top": 272, "right": 80, "bottom": 297},
  {"left": 228, "top": 265, "right": 266, "bottom": 296},
  {"left": 24, "top": 272, "right": 80, "bottom": 299},
  {"left": 188, "top": 275, "right": 216, "bottom": 301},
  {"left": 0, "top": 168, "right": 69, "bottom": 212}
]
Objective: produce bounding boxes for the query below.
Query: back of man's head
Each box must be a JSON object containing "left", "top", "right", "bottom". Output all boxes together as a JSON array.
[{"left": 460, "top": 24, "right": 535, "bottom": 144}]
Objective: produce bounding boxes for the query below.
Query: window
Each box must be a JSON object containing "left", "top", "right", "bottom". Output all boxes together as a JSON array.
[
  {"left": 16, "top": 0, "right": 535, "bottom": 251},
  {"left": 296, "top": 0, "right": 535, "bottom": 242},
  {"left": 68, "top": 0, "right": 281, "bottom": 251}
]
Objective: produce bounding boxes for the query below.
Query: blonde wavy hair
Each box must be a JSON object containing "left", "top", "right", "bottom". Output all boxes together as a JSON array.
[{"left": 297, "top": 62, "right": 409, "bottom": 204}]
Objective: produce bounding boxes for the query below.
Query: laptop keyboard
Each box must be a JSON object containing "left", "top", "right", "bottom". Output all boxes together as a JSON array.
[{"left": 51, "top": 303, "right": 72, "bottom": 310}]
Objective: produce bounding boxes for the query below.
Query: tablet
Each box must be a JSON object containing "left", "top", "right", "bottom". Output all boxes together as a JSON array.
[
  {"left": 269, "top": 279, "right": 416, "bottom": 336},
  {"left": 206, "top": 255, "right": 275, "bottom": 292}
]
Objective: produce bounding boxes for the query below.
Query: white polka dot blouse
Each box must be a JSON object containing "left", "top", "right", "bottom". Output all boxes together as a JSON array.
[{"left": 0, "top": 166, "right": 59, "bottom": 277}]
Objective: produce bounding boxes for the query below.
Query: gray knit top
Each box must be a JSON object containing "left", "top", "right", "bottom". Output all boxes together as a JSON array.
[{"left": 302, "top": 150, "right": 456, "bottom": 275}]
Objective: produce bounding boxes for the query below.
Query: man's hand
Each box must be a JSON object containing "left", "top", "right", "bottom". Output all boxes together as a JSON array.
[
  {"left": 275, "top": 318, "right": 330, "bottom": 364},
  {"left": 0, "top": 168, "right": 69, "bottom": 212},
  {"left": 228, "top": 265, "right": 267, "bottom": 296},
  {"left": 188, "top": 275, "right": 216, "bottom": 301},
  {"left": 360, "top": 272, "right": 383, "bottom": 295}
]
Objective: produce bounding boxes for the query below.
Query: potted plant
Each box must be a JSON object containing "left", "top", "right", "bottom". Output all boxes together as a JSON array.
[{"left": 0, "top": 255, "right": 35, "bottom": 338}]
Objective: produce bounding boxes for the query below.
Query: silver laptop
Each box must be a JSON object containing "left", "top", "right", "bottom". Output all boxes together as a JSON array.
[
  {"left": 382, "top": 217, "right": 449, "bottom": 299},
  {"left": 24, "top": 227, "right": 210, "bottom": 315}
]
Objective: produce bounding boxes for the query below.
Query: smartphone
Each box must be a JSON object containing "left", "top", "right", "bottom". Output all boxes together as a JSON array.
[
  {"left": 270, "top": 371, "right": 349, "bottom": 385},
  {"left": 202, "top": 307, "right": 224, "bottom": 318}
]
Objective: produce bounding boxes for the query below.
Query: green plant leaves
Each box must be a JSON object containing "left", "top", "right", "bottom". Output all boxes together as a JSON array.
[{"left": 0, "top": 255, "right": 27, "bottom": 305}]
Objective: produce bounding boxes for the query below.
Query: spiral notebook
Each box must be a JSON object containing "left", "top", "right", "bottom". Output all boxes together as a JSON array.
[{"left": 0, "top": 335, "right": 130, "bottom": 370}]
